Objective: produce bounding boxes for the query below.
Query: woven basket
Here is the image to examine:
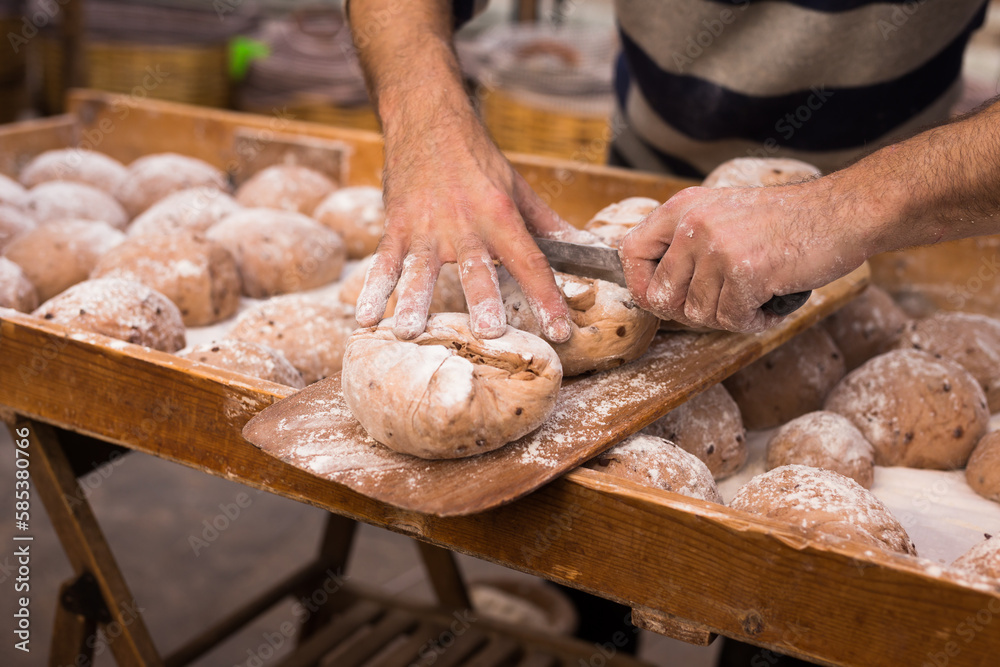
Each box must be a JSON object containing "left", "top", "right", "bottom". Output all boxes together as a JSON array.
[{"left": 242, "top": 98, "right": 380, "bottom": 133}]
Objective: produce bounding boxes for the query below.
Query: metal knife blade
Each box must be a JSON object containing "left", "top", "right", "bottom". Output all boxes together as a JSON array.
[{"left": 533, "top": 236, "right": 811, "bottom": 317}]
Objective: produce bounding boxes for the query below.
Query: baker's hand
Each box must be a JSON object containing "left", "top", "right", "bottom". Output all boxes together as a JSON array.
[
  {"left": 619, "top": 181, "right": 869, "bottom": 333},
  {"left": 356, "top": 113, "right": 588, "bottom": 343}
]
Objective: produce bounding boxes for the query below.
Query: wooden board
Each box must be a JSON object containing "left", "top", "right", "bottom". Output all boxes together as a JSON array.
[{"left": 242, "top": 265, "right": 870, "bottom": 516}]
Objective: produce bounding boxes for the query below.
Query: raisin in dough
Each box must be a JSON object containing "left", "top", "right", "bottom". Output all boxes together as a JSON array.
[
  {"left": 965, "top": 431, "right": 1000, "bottom": 503},
  {"left": 0, "top": 257, "right": 38, "bottom": 312},
  {"left": 313, "top": 186, "right": 385, "bottom": 258},
  {"left": 21, "top": 181, "right": 128, "bottom": 229},
  {"left": 341, "top": 313, "right": 562, "bottom": 459},
  {"left": 585, "top": 433, "right": 723, "bottom": 503},
  {"left": 702, "top": 157, "right": 821, "bottom": 188},
  {"left": 824, "top": 350, "right": 988, "bottom": 469},
  {"left": 766, "top": 411, "right": 876, "bottom": 488},
  {"left": 643, "top": 384, "right": 746, "bottom": 480},
  {"left": 582, "top": 197, "right": 659, "bottom": 248},
  {"left": 19, "top": 148, "right": 127, "bottom": 195},
  {"left": 116, "top": 153, "right": 228, "bottom": 218},
  {"left": 338, "top": 255, "right": 466, "bottom": 315},
  {"left": 821, "top": 285, "right": 909, "bottom": 371},
  {"left": 177, "top": 339, "right": 305, "bottom": 389},
  {"left": 730, "top": 465, "right": 916, "bottom": 555},
  {"left": 236, "top": 164, "right": 336, "bottom": 215},
  {"left": 128, "top": 187, "right": 241, "bottom": 238}
]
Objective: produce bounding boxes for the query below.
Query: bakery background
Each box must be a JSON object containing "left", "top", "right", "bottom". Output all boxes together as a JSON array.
[{"left": 2, "top": 1, "right": 1000, "bottom": 667}]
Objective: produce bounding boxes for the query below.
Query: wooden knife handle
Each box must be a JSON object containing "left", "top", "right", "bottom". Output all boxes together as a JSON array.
[{"left": 762, "top": 291, "right": 811, "bottom": 316}]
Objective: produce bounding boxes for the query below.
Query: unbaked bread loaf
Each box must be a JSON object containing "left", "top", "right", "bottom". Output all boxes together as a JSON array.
[
  {"left": 501, "top": 269, "right": 658, "bottom": 376},
  {"left": 0, "top": 173, "right": 25, "bottom": 207},
  {"left": 0, "top": 257, "right": 38, "bottom": 312},
  {"left": 342, "top": 312, "right": 562, "bottom": 459},
  {"left": 642, "top": 384, "right": 746, "bottom": 480},
  {"left": 90, "top": 232, "right": 241, "bottom": 326},
  {"left": 21, "top": 181, "right": 128, "bottom": 229},
  {"left": 965, "top": 431, "right": 1000, "bottom": 503},
  {"left": 583, "top": 197, "right": 659, "bottom": 248},
  {"left": 19, "top": 149, "right": 127, "bottom": 195},
  {"left": 32, "top": 278, "right": 185, "bottom": 352},
  {"left": 4, "top": 219, "right": 125, "bottom": 302},
  {"left": 207, "top": 208, "right": 346, "bottom": 297},
  {"left": 585, "top": 433, "right": 723, "bottom": 503},
  {"left": 116, "top": 153, "right": 228, "bottom": 218},
  {"left": 0, "top": 204, "right": 35, "bottom": 253},
  {"left": 312, "top": 186, "right": 384, "bottom": 258},
  {"left": 766, "top": 411, "right": 875, "bottom": 488},
  {"left": 235, "top": 165, "right": 336, "bottom": 215},
  {"left": 730, "top": 465, "right": 916, "bottom": 555},
  {"left": 177, "top": 339, "right": 305, "bottom": 389},
  {"left": 724, "top": 326, "right": 846, "bottom": 430},
  {"left": 702, "top": 157, "right": 821, "bottom": 188},
  {"left": 821, "top": 285, "right": 909, "bottom": 371},
  {"left": 824, "top": 350, "right": 989, "bottom": 469},
  {"left": 885, "top": 312, "right": 1000, "bottom": 412},
  {"left": 952, "top": 535, "right": 1000, "bottom": 580},
  {"left": 228, "top": 295, "right": 356, "bottom": 384},
  {"left": 128, "top": 187, "right": 241, "bottom": 238},
  {"left": 338, "top": 255, "right": 467, "bottom": 315}
]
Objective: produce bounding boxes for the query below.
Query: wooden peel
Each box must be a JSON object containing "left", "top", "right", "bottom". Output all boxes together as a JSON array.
[{"left": 242, "top": 265, "right": 870, "bottom": 517}]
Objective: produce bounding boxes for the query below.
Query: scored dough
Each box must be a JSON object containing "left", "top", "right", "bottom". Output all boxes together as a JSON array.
[
  {"left": 177, "top": 339, "right": 305, "bottom": 389},
  {"left": 21, "top": 181, "right": 128, "bottom": 229},
  {"left": 338, "top": 255, "right": 466, "bottom": 316},
  {"left": 236, "top": 164, "right": 336, "bottom": 215},
  {"left": 19, "top": 148, "right": 127, "bottom": 195},
  {"left": 342, "top": 313, "right": 563, "bottom": 459},
  {"left": 582, "top": 197, "right": 659, "bottom": 248},
  {"left": 821, "top": 285, "right": 909, "bottom": 371},
  {"left": 313, "top": 186, "right": 385, "bottom": 258},
  {"left": 128, "top": 187, "right": 241, "bottom": 238},
  {"left": 702, "top": 157, "right": 821, "bottom": 188},
  {"left": 0, "top": 257, "right": 38, "bottom": 312},
  {"left": 965, "top": 431, "right": 1000, "bottom": 503},
  {"left": 116, "top": 153, "right": 229, "bottom": 218},
  {"left": 766, "top": 410, "right": 876, "bottom": 489}
]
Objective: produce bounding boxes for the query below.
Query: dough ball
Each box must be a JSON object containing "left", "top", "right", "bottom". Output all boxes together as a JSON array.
[
  {"left": 19, "top": 149, "right": 127, "bottom": 195},
  {"left": 177, "top": 339, "right": 305, "bottom": 389},
  {"left": 501, "top": 269, "right": 658, "bottom": 376},
  {"left": 338, "top": 255, "right": 466, "bottom": 315},
  {"left": 5, "top": 219, "right": 125, "bottom": 302},
  {"left": 642, "top": 384, "right": 746, "bottom": 480},
  {"left": 824, "top": 350, "right": 988, "bottom": 469},
  {"left": 0, "top": 173, "right": 26, "bottom": 207},
  {"left": 116, "top": 153, "right": 228, "bottom": 218},
  {"left": 21, "top": 181, "right": 128, "bottom": 229},
  {"left": 342, "top": 312, "right": 562, "bottom": 459},
  {"left": 207, "top": 208, "right": 346, "bottom": 298},
  {"left": 235, "top": 165, "right": 336, "bottom": 215},
  {"left": 724, "top": 326, "right": 846, "bottom": 430},
  {"left": 312, "top": 186, "right": 384, "bottom": 258},
  {"left": 0, "top": 204, "right": 35, "bottom": 253},
  {"left": 0, "top": 257, "right": 38, "bottom": 312},
  {"left": 90, "top": 232, "right": 241, "bottom": 326},
  {"left": 128, "top": 187, "right": 241, "bottom": 238},
  {"left": 766, "top": 411, "right": 875, "bottom": 488},
  {"left": 885, "top": 312, "right": 1000, "bottom": 412},
  {"left": 585, "top": 433, "right": 723, "bottom": 503},
  {"left": 952, "top": 535, "right": 1000, "bottom": 580},
  {"left": 821, "top": 285, "right": 909, "bottom": 371},
  {"left": 965, "top": 431, "right": 1000, "bottom": 503},
  {"left": 583, "top": 197, "right": 659, "bottom": 248},
  {"left": 702, "top": 157, "right": 821, "bottom": 188},
  {"left": 228, "top": 295, "right": 356, "bottom": 384},
  {"left": 730, "top": 465, "right": 916, "bottom": 555},
  {"left": 32, "top": 278, "right": 185, "bottom": 352}
]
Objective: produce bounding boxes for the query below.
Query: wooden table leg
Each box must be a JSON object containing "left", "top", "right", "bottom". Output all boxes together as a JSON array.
[
  {"left": 416, "top": 542, "right": 472, "bottom": 611},
  {"left": 297, "top": 512, "right": 358, "bottom": 641},
  {"left": 50, "top": 575, "right": 101, "bottom": 667}
]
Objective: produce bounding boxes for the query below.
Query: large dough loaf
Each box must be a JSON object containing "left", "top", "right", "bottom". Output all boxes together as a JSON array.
[
  {"left": 313, "top": 186, "right": 385, "bottom": 259},
  {"left": 952, "top": 535, "right": 1000, "bottom": 580},
  {"left": 19, "top": 149, "right": 127, "bottom": 195},
  {"left": 116, "top": 153, "right": 228, "bottom": 218},
  {"left": 235, "top": 165, "right": 336, "bottom": 214},
  {"left": 583, "top": 197, "right": 659, "bottom": 248},
  {"left": 342, "top": 313, "right": 562, "bottom": 459},
  {"left": 965, "top": 430, "right": 1000, "bottom": 503},
  {"left": 821, "top": 285, "right": 910, "bottom": 371},
  {"left": 702, "top": 157, "right": 821, "bottom": 188},
  {"left": 766, "top": 410, "right": 875, "bottom": 488},
  {"left": 128, "top": 187, "right": 241, "bottom": 238},
  {"left": 21, "top": 181, "right": 128, "bottom": 228},
  {"left": 0, "top": 174, "right": 25, "bottom": 208},
  {"left": 177, "top": 339, "right": 305, "bottom": 389},
  {"left": 0, "top": 257, "right": 38, "bottom": 312},
  {"left": 0, "top": 204, "right": 35, "bottom": 253}
]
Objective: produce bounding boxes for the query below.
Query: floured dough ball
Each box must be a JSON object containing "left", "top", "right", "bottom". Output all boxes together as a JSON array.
[
  {"left": 766, "top": 411, "right": 875, "bottom": 488},
  {"left": 824, "top": 350, "right": 988, "bottom": 469},
  {"left": 583, "top": 197, "right": 659, "bottom": 248},
  {"left": 177, "top": 339, "right": 305, "bottom": 389},
  {"left": 228, "top": 295, "right": 356, "bottom": 384},
  {"left": 952, "top": 535, "right": 1000, "bottom": 580},
  {"left": 90, "top": 232, "right": 241, "bottom": 326},
  {"left": 585, "top": 433, "right": 723, "bottom": 503},
  {"left": 208, "top": 208, "right": 346, "bottom": 297},
  {"left": 236, "top": 165, "right": 336, "bottom": 215},
  {"left": 116, "top": 153, "right": 228, "bottom": 218},
  {"left": 702, "top": 157, "right": 821, "bottom": 188},
  {"left": 821, "top": 285, "right": 909, "bottom": 371},
  {"left": 338, "top": 255, "right": 466, "bottom": 315},
  {"left": 0, "top": 173, "right": 26, "bottom": 207},
  {"left": 724, "top": 327, "right": 846, "bottom": 430},
  {"left": 128, "top": 187, "right": 241, "bottom": 238},
  {"left": 885, "top": 312, "right": 1000, "bottom": 412},
  {"left": 501, "top": 269, "right": 658, "bottom": 376},
  {"left": 313, "top": 186, "right": 384, "bottom": 258},
  {"left": 19, "top": 149, "right": 127, "bottom": 195},
  {"left": 730, "top": 465, "right": 916, "bottom": 555},
  {"left": 965, "top": 431, "right": 1000, "bottom": 503},
  {"left": 642, "top": 384, "right": 746, "bottom": 480},
  {"left": 342, "top": 312, "right": 562, "bottom": 459},
  {"left": 0, "top": 257, "right": 38, "bottom": 312},
  {"left": 0, "top": 204, "right": 35, "bottom": 253},
  {"left": 21, "top": 181, "right": 128, "bottom": 229},
  {"left": 32, "top": 278, "right": 185, "bottom": 352},
  {"left": 5, "top": 220, "right": 125, "bottom": 302}
]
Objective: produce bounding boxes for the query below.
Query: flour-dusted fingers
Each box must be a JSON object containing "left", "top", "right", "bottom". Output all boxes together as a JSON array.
[
  {"left": 356, "top": 233, "right": 405, "bottom": 327},
  {"left": 392, "top": 246, "right": 441, "bottom": 340},
  {"left": 455, "top": 237, "right": 506, "bottom": 339},
  {"left": 493, "top": 229, "right": 572, "bottom": 343},
  {"left": 682, "top": 262, "right": 724, "bottom": 329}
]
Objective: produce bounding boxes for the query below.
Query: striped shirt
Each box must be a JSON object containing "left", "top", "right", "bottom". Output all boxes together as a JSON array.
[{"left": 457, "top": 0, "right": 988, "bottom": 177}]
